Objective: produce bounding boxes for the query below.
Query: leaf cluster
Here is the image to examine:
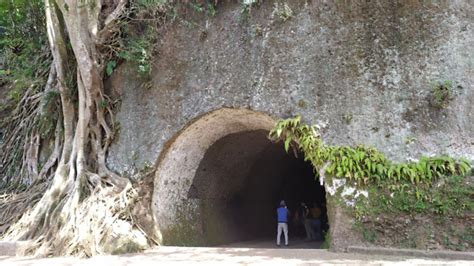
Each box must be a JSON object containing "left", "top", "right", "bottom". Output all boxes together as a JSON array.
[
  {"left": 431, "top": 80, "right": 453, "bottom": 109},
  {"left": 269, "top": 116, "right": 471, "bottom": 187},
  {"left": 272, "top": 2, "right": 294, "bottom": 22},
  {"left": 117, "top": 31, "right": 155, "bottom": 77},
  {"left": 0, "top": 0, "right": 50, "bottom": 102},
  {"left": 355, "top": 175, "right": 473, "bottom": 219}
]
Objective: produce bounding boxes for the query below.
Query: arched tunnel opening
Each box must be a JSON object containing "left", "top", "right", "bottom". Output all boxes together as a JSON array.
[{"left": 189, "top": 129, "right": 328, "bottom": 247}]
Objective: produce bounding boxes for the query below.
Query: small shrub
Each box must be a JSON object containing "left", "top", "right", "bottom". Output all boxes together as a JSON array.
[
  {"left": 118, "top": 29, "right": 155, "bottom": 77},
  {"left": 106, "top": 60, "right": 117, "bottom": 76},
  {"left": 362, "top": 228, "right": 377, "bottom": 243},
  {"left": 272, "top": 2, "right": 293, "bottom": 22},
  {"left": 270, "top": 116, "right": 473, "bottom": 227},
  {"left": 188, "top": 1, "right": 216, "bottom": 16},
  {"left": 342, "top": 113, "right": 353, "bottom": 124},
  {"left": 240, "top": 0, "right": 260, "bottom": 20},
  {"left": 320, "top": 231, "right": 331, "bottom": 249},
  {"left": 430, "top": 80, "right": 453, "bottom": 109}
]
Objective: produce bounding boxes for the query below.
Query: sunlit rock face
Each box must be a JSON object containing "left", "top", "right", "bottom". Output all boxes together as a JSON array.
[
  {"left": 107, "top": 1, "right": 473, "bottom": 176},
  {"left": 105, "top": 0, "right": 473, "bottom": 248}
]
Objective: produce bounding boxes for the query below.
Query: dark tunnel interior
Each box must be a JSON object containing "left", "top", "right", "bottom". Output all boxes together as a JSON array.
[{"left": 189, "top": 130, "right": 328, "bottom": 246}]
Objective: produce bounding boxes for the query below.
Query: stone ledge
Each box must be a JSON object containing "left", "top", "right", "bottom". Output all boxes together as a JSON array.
[
  {"left": 0, "top": 241, "right": 17, "bottom": 256},
  {"left": 0, "top": 241, "right": 30, "bottom": 257},
  {"left": 347, "top": 246, "right": 474, "bottom": 261}
]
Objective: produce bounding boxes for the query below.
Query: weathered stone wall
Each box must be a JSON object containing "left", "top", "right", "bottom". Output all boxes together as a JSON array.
[
  {"left": 149, "top": 108, "right": 276, "bottom": 245},
  {"left": 108, "top": 0, "right": 473, "bottom": 176},
  {"left": 105, "top": 0, "right": 474, "bottom": 249}
]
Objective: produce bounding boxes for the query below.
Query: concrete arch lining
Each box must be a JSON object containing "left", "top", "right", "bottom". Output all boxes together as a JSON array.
[{"left": 152, "top": 108, "right": 276, "bottom": 241}]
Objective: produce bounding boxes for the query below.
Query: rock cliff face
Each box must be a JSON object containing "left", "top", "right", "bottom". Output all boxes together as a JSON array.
[
  {"left": 108, "top": 0, "right": 473, "bottom": 174},
  {"left": 106, "top": 0, "right": 473, "bottom": 248}
]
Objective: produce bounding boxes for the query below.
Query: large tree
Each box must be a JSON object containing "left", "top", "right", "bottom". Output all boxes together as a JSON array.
[
  {"left": 1, "top": 0, "right": 219, "bottom": 257},
  {"left": 0, "top": 0, "right": 159, "bottom": 256}
]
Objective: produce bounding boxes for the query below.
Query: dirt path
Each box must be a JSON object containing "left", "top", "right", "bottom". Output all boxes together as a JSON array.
[
  {"left": 218, "top": 237, "right": 323, "bottom": 249},
  {"left": 1, "top": 246, "right": 471, "bottom": 265}
]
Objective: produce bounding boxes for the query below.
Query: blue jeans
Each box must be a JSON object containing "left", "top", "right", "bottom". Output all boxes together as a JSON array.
[{"left": 311, "top": 219, "right": 321, "bottom": 240}]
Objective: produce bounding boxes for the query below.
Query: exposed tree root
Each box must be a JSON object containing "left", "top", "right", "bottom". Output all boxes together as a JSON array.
[
  {"left": 0, "top": 39, "right": 54, "bottom": 182},
  {"left": 6, "top": 183, "right": 149, "bottom": 257},
  {"left": 0, "top": 182, "right": 48, "bottom": 236},
  {"left": 1, "top": 0, "right": 157, "bottom": 257}
]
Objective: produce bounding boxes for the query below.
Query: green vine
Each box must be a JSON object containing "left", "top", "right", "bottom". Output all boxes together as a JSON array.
[{"left": 269, "top": 116, "right": 471, "bottom": 186}]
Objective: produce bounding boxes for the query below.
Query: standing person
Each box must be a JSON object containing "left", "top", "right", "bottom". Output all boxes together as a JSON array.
[
  {"left": 303, "top": 203, "right": 316, "bottom": 241},
  {"left": 310, "top": 203, "right": 322, "bottom": 240},
  {"left": 297, "top": 202, "right": 312, "bottom": 240},
  {"left": 276, "top": 200, "right": 290, "bottom": 247},
  {"left": 293, "top": 202, "right": 307, "bottom": 236}
]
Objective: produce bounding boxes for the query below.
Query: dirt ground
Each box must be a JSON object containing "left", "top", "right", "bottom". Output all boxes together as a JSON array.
[{"left": 1, "top": 245, "right": 472, "bottom": 265}]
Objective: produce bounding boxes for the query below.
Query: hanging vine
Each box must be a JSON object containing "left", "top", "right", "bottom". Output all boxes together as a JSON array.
[{"left": 269, "top": 116, "right": 471, "bottom": 187}]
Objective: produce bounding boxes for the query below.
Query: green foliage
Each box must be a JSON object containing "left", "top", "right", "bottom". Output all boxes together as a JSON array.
[
  {"left": 355, "top": 174, "right": 473, "bottom": 218},
  {"left": 115, "top": 0, "right": 180, "bottom": 77},
  {"left": 240, "top": 0, "right": 260, "bottom": 20},
  {"left": 105, "top": 0, "right": 161, "bottom": 78},
  {"left": 0, "top": 0, "right": 50, "bottom": 102},
  {"left": 188, "top": 1, "right": 216, "bottom": 16},
  {"left": 460, "top": 227, "right": 474, "bottom": 248},
  {"left": 269, "top": 116, "right": 471, "bottom": 187},
  {"left": 106, "top": 60, "right": 117, "bottom": 76},
  {"left": 430, "top": 80, "right": 453, "bottom": 109},
  {"left": 0, "top": 0, "right": 60, "bottom": 185},
  {"left": 206, "top": 2, "right": 216, "bottom": 16},
  {"left": 0, "top": 0, "right": 45, "bottom": 40},
  {"left": 320, "top": 231, "right": 331, "bottom": 249},
  {"left": 135, "top": 0, "right": 170, "bottom": 9},
  {"left": 431, "top": 80, "right": 465, "bottom": 109},
  {"left": 272, "top": 2, "right": 294, "bottom": 22},
  {"left": 118, "top": 29, "right": 155, "bottom": 77},
  {"left": 362, "top": 227, "right": 377, "bottom": 243},
  {"left": 270, "top": 116, "right": 473, "bottom": 227},
  {"left": 342, "top": 113, "right": 353, "bottom": 124},
  {"left": 115, "top": 0, "right": 225, "bottom": 76}
]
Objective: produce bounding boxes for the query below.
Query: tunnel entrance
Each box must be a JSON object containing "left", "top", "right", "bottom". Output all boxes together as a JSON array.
[
  {"left": 190, "top": 129, "right": 328, "bottom": 246},
  {"left": 153, "top": 108, "right": 331, "bottom": 248}
]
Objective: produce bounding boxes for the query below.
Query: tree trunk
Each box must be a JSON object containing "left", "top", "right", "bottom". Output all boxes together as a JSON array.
[{"left": 4, "top": 0, "right": 150, "bottom": 257}]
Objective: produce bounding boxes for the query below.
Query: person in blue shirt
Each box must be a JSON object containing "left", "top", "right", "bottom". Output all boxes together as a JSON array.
[{"left": 276, "top": 200, "right": 290, "bottom": 246}]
